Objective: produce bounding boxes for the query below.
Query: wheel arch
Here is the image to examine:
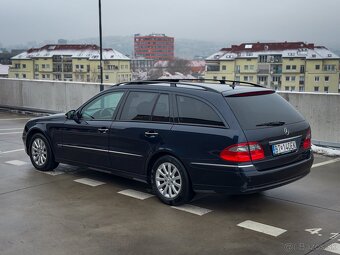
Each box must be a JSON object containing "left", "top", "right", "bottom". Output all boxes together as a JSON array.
[
  {"left": 26, "top": 127, "right": 51, "bottom": 155},
  {"left": 145, "top": 150, "right": 191, "bottom": 185}
]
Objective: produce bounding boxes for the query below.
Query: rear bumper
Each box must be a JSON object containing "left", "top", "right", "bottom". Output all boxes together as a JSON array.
[{"left": 189, "top": 151, "right": 313, "bottom": 194}]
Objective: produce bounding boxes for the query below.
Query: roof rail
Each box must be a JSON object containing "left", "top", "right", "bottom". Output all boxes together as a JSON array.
[{"left": 113, "top": 79, "right": 265, "bottom": 91}]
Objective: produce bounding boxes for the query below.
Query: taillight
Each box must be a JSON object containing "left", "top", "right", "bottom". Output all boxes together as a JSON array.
[
  {"left": 303, "top": 129, "right": 311, "bottom": 150},
  {"left": 220, "top": 142, "right": 265, "bottom": 162}
]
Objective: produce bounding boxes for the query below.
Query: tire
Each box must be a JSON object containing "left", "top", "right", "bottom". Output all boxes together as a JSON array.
[
  {"left": 29, "top": 133, "right": 59, "bottom": 171},
  {"left": 151, "top": 155, "right": 194, "bottom": 205}
]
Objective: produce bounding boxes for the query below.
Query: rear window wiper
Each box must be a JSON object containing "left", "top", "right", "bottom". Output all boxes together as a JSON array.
[{"left": 256, "top": 121, "right": 285, "bottom": 127}]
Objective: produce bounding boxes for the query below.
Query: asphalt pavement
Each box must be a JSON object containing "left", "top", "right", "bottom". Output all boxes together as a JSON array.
[{"left": 0, "top": 111, "right": 339, "bottom": 255}]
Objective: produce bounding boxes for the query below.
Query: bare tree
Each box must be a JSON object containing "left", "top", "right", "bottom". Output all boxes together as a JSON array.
[{"left": 167, "top": 58, "right": 191, "bottom": 75}]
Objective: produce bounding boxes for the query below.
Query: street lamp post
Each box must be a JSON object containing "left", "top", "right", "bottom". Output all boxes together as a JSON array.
[{"left": 98, "top": 0, "right": 104, "bottom": 91}]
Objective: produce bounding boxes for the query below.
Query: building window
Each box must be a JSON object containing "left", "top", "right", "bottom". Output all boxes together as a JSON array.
[
  {"left": 15, "top": 64, "right": 20, "bottom": 69},
  {"left": 285, "top": 76, "right": 290, "bottom": 81},
  {"left": 80, "top": 65, "right": 84, "bottom": 69},
  {"left": 42, "top": 74, "right": 46, "bottom": 79},
  {"left": 22, "top": 74, "right": 26, "bottom": 79},
  {"left": 46, "top": 74, "right": 50, "bottom": 79},
  {"left": 299, "top": 86, "right": 304, "bottom": 92},
  {"left": 42, "top": 64, "right": 46, "bottom": 69},
  {"left": 285, "top": 86, "right": 289, "bottom": 91},
  {"left": 249, "top": 76, "right": 254, "bottom": 81},
  {"left": 213, "top": 76, "right": 217, "bottom": 80},
  {"left": 315, "top": 65, "right": 320, "bottom": 70},
  {"left": 291, "top": 76, "right": 296, "bottom": 81},
  {"left": 244, "top": 76, "right": 249, "bottom": 81},
  {"left": 249, "top": 65, "right": 254, "bottom": 70},
  {"left": 324, "top": 65, "right": 336, "bottom": 71},
  {"left": 22, "top": 64, "right": 26, "bottom": 69},
  {"left": 325, "top": 76, "right": 329, "bottom": 82},
  {"left": 235, "top": 76, "right": 240, "bottom": 81},
  {"left": 221, "top": 76, "right": 226, "bottom": 80},
  {"left": 290, "top": 86, "right": 295, "bottom": 91},
  {"left": 105, "top": 75, "right": 109, "bottom": 80},
  {"left": 15, "top": 73, "right": 19, "bottom": 78},
  {"left": 315, "top": 76, "right": 320, "bottom": 82},
  {"left": 46, "top": 64, "right": 50, "bottom": 69},
  {"left": 76, "top": 65, "right": 79, "bottom": 69},
  {"left": 244, "top": 65, "right": 249, "bottom": 70},
  {"left": 222, "top": 65, "right": 226, "bottom": 71},
  {"left": 324, "top": 87, "right": 329, "bottom": 93},
  {"left": 286, "top": 65, "right": 291, "bottom": 70},
  {"left": 314, "top": 86, "right": 319, "bottom": 92},
  {"left": 292, "top": 65, "right": 296, "bottom": 70}
]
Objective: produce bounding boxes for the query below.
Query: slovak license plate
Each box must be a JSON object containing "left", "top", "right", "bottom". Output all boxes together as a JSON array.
[{"left": 272, "top": 141, "right": 297, "bottom": 156}]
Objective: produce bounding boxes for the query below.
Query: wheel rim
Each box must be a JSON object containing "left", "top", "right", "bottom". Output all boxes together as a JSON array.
[
  {"left": 31, "top": 138, "right": 47, "bottom": 166},
  {"left": 155, "top": 162, "right": 182, "bottom": 199}
]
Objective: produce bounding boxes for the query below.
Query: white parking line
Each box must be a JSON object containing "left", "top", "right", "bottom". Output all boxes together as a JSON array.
[
  {"left": 118, "top": 189, "right": 154, "bottom": 200},
  {"left": 0, "top": 118, "right": 30, "bottom": 121},
  {"left": 324, "top": 243, "right": 340, "bottom": 254},
  {"left": 0, "top": 128, "right": 23, "bottom": 131},
  {"left": 237, "top": 220, "right": 287, "bottom": 237},
  {"left": 171, "top": 204, "right": 212, "bottom": 216},
  {"left": 5, "top": 160, "right": 27, "bottom": 166},
  {"left": 74, "top": 178, "right": 105, "bottom": 187},
  {"left": 312, "top": 158, "right": 340, "bottom": 168},
  {"left": 0, "top": 149, "right": 25, "bottom": 154},
  {"left": 0, "top": 132, "right": 22, "bottom": 135}
]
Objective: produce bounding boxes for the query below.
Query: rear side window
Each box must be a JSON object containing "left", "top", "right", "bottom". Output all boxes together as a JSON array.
[
  {"left": 120, "top": 91, "right": 158, "bottom": 121},
  {"left": 226, "top": 93, "right": 304, "bottom": 129},
  {"left": 152, "top": 94, "right": 170, "bottom": 122},
  {"left": 176, "top": 95, "right": 224, "bottom": 127}
]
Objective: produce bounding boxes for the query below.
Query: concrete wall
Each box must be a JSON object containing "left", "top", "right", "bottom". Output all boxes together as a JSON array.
[
  {"left": 1, "top": 78, "right": 339, "bottom": 146},
  {"left": 0, "top": 78, "right": 111, "bottom": 113},
  {"left": 278, "top": 91, "right": 340, "bottom": 147}
]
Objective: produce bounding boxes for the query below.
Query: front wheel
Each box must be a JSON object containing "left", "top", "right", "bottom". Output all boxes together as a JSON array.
[
  {"left": 29, "top": 133, "right": 59, "bottom": 171},
  {"left": 151, "top": 156, "right": 194, "bottom": 205}
]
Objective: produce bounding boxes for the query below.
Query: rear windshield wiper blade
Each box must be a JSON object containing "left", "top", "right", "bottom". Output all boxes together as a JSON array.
[{"left": 256, "top": 121, "right": 285, "bottom": 127}]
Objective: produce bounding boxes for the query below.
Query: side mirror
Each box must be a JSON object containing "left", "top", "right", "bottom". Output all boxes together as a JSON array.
[{"left": 65, "top": 110, "right": 76, "bottom": 120}]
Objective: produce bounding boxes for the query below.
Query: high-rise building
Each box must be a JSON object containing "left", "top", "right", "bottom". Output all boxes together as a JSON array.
[
  {"left": 134, "top": 33, "right": 174, "bottom": 61},
  {"left": 8, "top": 44, "right": 131, "bottom": 83},
  {"left": 205, "top": 42, "right": 340, "bottom": 93}
]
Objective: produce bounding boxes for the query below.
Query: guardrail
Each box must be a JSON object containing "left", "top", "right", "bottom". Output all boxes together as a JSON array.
[{"left": 0, "top": 78, "right": 339, "bottom": 147}]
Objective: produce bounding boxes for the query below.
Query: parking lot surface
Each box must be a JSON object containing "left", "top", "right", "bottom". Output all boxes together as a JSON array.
[{"left": 0, "top": 111, "right": 340, "bottom": 255}]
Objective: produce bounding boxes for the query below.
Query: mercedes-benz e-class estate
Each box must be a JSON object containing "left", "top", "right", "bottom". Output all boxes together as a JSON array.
[{"left": 23, "top": 79, "right": 313, "bottom": 205}]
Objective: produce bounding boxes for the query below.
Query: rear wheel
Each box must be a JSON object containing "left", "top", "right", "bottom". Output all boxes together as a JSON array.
[
  {"left": 29, "top": 133, "right": 59, "bottom": 171},
  {"left": 151, "top": 155, "right": 194, "bottom": 205}
]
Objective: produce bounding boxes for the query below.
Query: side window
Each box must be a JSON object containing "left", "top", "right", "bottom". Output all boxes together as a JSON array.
[
  {"left": 176, "top": 95, "right": 224, "bottom": 127},
  {"left": 120, "top": 91, "right": 158, "bottom": 121},
  {"left": 152, "top": 94, "right": 170, "bottom": 122},
  {"left": 81, "top": 92, "right": 124, "bottom": 120}
]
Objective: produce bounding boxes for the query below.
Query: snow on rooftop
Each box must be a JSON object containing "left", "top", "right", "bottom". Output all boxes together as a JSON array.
[
  {"left": 206, "top": 42, "right": 339, "bottom": 61},
  {"left": 12, "top": 44, "right": 129, "bottom": 60}
]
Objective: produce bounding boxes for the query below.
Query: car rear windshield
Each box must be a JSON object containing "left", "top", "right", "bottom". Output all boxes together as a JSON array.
[{"left": 226, "top": 93, "right": 304, "bottom": 129}]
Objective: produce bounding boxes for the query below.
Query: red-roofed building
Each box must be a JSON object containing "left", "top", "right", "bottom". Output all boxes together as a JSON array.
[{"left": 205, "top": 41, "right": 340, "bottom": 93}]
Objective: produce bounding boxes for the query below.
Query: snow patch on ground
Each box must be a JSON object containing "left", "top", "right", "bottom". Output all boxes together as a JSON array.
[{"left": 312, "top": 144, "right": 340, "bottom": 157}]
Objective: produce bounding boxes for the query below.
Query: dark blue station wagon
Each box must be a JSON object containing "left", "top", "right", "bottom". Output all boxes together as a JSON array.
[{"left": 23, "top": 80, "right": 313, "bottom": 205}]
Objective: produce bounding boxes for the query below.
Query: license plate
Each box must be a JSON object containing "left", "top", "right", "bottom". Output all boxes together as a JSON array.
[{"left": 272, "top": 141, "right": 297, "bottom": 156}]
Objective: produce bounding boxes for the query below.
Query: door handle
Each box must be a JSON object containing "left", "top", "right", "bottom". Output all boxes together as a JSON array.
[
  {"left": 145, "top": 131, "right": 158, "bottom": 137},
  {"left": 98, "top": 128, "right": 109, "bottom": 134}
]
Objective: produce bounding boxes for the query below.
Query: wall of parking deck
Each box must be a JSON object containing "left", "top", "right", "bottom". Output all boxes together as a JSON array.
[
  {"left": 0, "top": 78, "right": 111, "bottom": 113},
  {"left": 278, "top": 91, "right": 340, "bottom": 147},
  {"left": 0, "top": 78, "right": 339, "bottom": 147}
]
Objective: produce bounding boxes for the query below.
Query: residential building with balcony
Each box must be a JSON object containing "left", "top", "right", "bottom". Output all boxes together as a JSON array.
[
  {"left": 205, "top": 42, "right": 340, "bottom": 93},
  {"left": 8, "top": 44, "right": 132, "bottom": 83},
  {"left": 134, "top": 33, "right": 174, "bottom": 61}
]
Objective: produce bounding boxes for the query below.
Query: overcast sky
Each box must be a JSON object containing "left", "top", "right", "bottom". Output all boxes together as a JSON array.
[{"left": 1, "top": 0, "right": 340, "bottom": 47}]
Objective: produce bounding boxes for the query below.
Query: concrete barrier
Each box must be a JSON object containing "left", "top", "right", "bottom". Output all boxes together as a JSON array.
[{"left": 1, "top": 78, "right": 339, "bottom": 147}]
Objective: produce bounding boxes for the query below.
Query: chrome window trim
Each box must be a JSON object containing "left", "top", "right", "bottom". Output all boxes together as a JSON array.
[
  {"left": 58, "top": 144, "right": 143, "bottom": 158},
  {"left": 191, "top": 162, "right": 254, "bottom": 168}
]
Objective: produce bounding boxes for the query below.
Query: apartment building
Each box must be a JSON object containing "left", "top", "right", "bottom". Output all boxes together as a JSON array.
[
  {"left": 8, "top": 44, "right": 132, "bottom": 83},
  {"left": 134, "top": 33, "right": 174, "bottom": 61},
  {"left": 205, "top": 42, "right": 340, "bottom": 93}
]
